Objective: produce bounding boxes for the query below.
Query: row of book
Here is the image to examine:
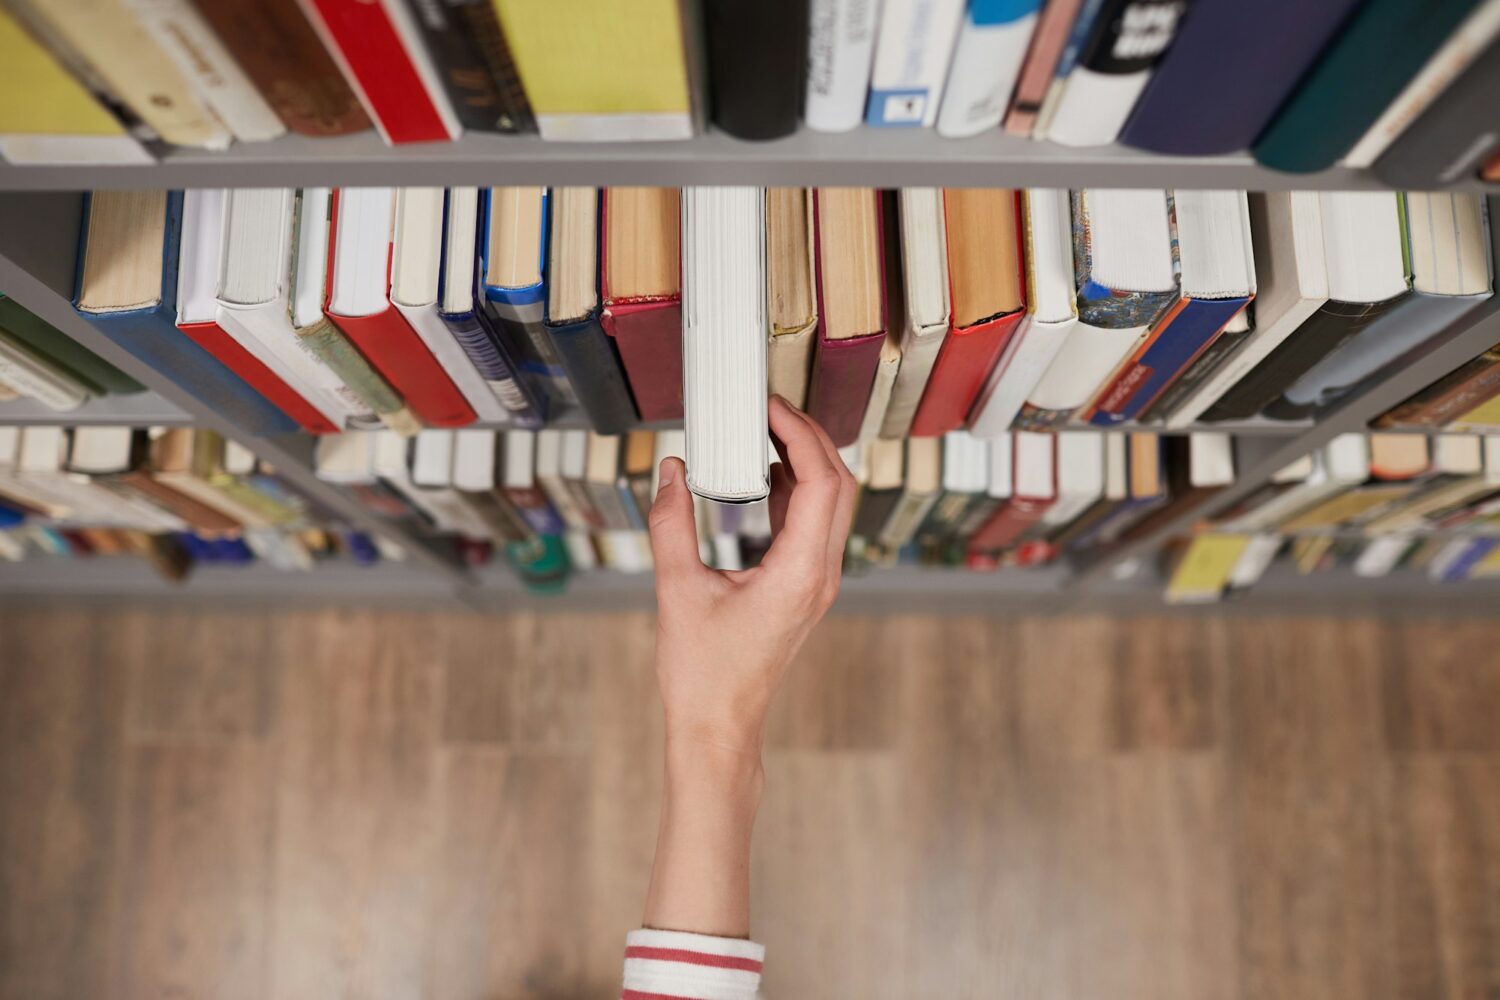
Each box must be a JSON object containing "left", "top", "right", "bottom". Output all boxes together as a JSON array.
[
  {"left": 1165, "top": 432, "right": 1500, "bottom": 601},
  {"left": 3, "top": 0, "right": 1498, "bottom": 184},
  {"left": 1376, "top": 338, "right": 1500, "bottom": 432},
  {"left": 0, "top": 295, "right": 144, "bottom": 410},
  {"left": 0, "top": 425, "right": 392, "bottom": 577},
  {"left": 68, "top": 187, "right": 1494, "bottom": 492}
]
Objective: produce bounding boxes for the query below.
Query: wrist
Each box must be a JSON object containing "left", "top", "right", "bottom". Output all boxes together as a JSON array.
[{"left": 665, "top": 733, "right": 765, "bottom": 802}]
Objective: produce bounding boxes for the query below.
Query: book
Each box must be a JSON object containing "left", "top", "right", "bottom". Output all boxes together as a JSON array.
[
  {"left": 1046, "top": 430, "right": 1126, "bottom": 549},
  {"left": 703, "top": 0, "right": 807, "bottom": 140},
  {"left": 533, "top": 428, "right": 592, "bottom": 531},
  {"left": 0, "top": 8, "right": 149, "bottom": 164},
  {"left": 1346, "top": 1, "right": 1500, "bottom": 168},
  {"left": 881, "top": 188, "right": 951, "bottom": 439},
  {"left": 915, "top": 430, "right": 989, "bottom": 561},
  {"left": 187, "top": 0, "right": 371, "bottom": 136},
  {"left": 1038, "top": 430, "right": 1105, "bottom": 532},
  {"left": 296, "top": 0, "right": 461, "bottom": 143},
  {"left": 481, "top": 187, "right": 577, "bottom": 410},
  {"left": 1450, "top": 393, "right": 1500, "bottom": 432},
  {"left": 1030, "top": 0, "right": 1109, "bottom": 139},
  {"left": 326, "top": 187, "right": 476, "bottom": 427},
  {"left": 1217, "top": 434, "right": 1370, "bottom": 533},
  {"left": 1085, "top": 190, "right": 1256, "bottom": 425},
  {"left": 1267, "top": 193, "right": 1492, "bottom": 419},
  {"left": 404, "top": 429, "right": 499, "bottom": 539},
  {"left": 73, "top": 192, "right": 297, "bottom": 436},
  {"left": 398, "top": 0, "right": 519, "bottom": 133},
  {"left": 858, "top": 330, "right": 903, "bottom": 443},
  {"left": 682, "top": 187, "right": 770, "bottom": 504},
  {"left": 623, "top": 430, "right": 657, "bottom": 524},
  {"left": 0, "top": 328, "right": 91, "bottom": 411},
  {"left": 1002, "top": 0, "right": 1085, "bottom": 135},
  {"left": 1204, "top": 192, "right": 1412, "bottom": 422},
  {"left": 969, "top": 430, "right": 1054, "bottom": 551},
  {"left": 601, "top": 188, "right": 684, "bottom": 422},
  {"left": 911, "top": 189, "right": 1025, "bottom": 436},
  {"left": 1016, "top": 189, "right": 1179, "bottom": 428},
  {"left": 492, "top": 0, "right": 697, "bottom": 141},
  {"left": 1046, "top": 0, "right": 1190, "bottom": 148},
  {"left": 1155, "top": 192, "right": 1327, "bottom": 428},
  {"left": 449, "top": 427, "right": 533, "bottom": 542},
  {"left": 583, "top": 432, "right": 634, "bottom": 531},
  {"left": 22, "top": 0, "right": 230, "bottom": 149},
  {"left": 124, "top": 0, "right": 286, "bottom": 143},
  {"left": 864, "top": 0, "right": 967, "bottom": 127},
  {"left": 0, "top": 298, "right": 140, "bottom": 397},
  {"left": 1118, "top": 0, "right": 1364, "bottom": 156},
  {"left": 544, "top": 188, "right": 639, "bottom": 434},
  {"left": 216, "top": 188, "right": 369, "bottom": 432},
  {"left": 807, "top": 188, "right": 887, "bottom": 447},
  {"left": 1377, "top": 343, "right": 1500, "bottom": 428},
  {"left": 969, "top": 188, "right": 1078, "bottom": 437},
  {"left": 418, "top": 186, "right": 545, "bottom": 425},
  {"left": 1165, "top": 533, "right": 1252, "bottom": 604},
  {"left": 875, "top": 437, "right": 941, "bottom": 552},
  {"left": 1253, "top": 0, "right": 1485, "bottom": 173},
  {"left": 289, "top": 189, "right": 422, "bottom": 437},
  {"left": 766, "top": 188, "right": 820, "bottom": 408},
  {"left": 804, "top": 0, "right": 880, "bottom": 132},
  {"left": 936, "top": 0, "right": 1042, "bottom": 139},
  {"left": 850, "top": 437, "right": 904, "bottom": 542},
  {"left": 451, "top": 0, "right": 534, "bottom": 132},
  {"left": 1113, "top": 432, "right": 1235, "bottom": 544},
  {"left": 1373, "top": 33, "right": 1500, "bottom": 187}
]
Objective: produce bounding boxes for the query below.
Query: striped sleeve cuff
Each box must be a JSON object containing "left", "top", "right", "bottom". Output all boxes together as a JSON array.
[{"left": 621, "top": 928, "right": 765, "bottom": 1000}]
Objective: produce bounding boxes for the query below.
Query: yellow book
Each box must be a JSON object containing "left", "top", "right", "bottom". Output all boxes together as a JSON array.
[
  {"left": 1448, "top": 393, "right": 1500, "bottom": 433},
  {"left": 491, "top": 0, "right": 694, "bottom": 141},
  {"left": 21, "top": 0, "right": 228, "bottom": 150},
  {"left": 1165, "top": 533, "right": 1250, "bottom": 604},
  {"left": 0, "top": 8, "right": 149, "bottom": 163},
  {"left": 1278, "top": 483, "right": 1414, "bottom": 533},
  {"left": 1470, "top": 541, "right": 1500, "bottom": 578}
]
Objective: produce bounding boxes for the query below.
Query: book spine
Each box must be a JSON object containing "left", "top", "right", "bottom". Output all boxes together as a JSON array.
[
  {"left": 910, "top": 311, "right": 1026, "bottom": 437},
  {"left": 1375, "top": 347, "right": 1500, "bottom": 428},
  {"left": 601, "top": 299, "right": 685, "bottom": 423},
  {"left": 543, "top": 314, "right": 640, "bottom": 435},
  {"left": 176, "top": 320, "right": 337, "bottom": 433},
  {"left": 0, "top": 335, "right": 88, "bottom": 411},
  {"left": 969, "top": 496, "right": 1051, "bottom": 550},
  {"left": 1138, "top": 320, "right": 1256, "bottom": 424},
  {"left": 187, "top": 0, "right": 371, "bottom": 136},
  {"left": 864, "top": 0, "right": 967, "bottom": 127},
  {"left": 327, "top": 309, "right": 476, "bottom": 427},
  {"left": 805, "top": 0, "right": 880, "bottom": 132},
  {"left": 1003, "top": 0, "right": 1085, "bottom": 134},
  {"left": 936, "top": 1, "right": 1040, "bottom": 139},
  {"left": 1030, "top": 0, "right": 1108, "bottom": 139},
  {"left": 704, "top": 0, "right": 807, "bottom": 140},
  {"left": 295, "top": 319, "right": 423, "bottom": 436},
  {"left": 451, "top": 0, "right": 535, "bottom": 132},
  {"left": 440, "top": 310, "right": 545, "bottom": 425},
  {"left": 400, "top": 0, "right": 506, "bottom": 132},
  {"left": 485, "top": 297, "right": 579, "bottom": 407}
]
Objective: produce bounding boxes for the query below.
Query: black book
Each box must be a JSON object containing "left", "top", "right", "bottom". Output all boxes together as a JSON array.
[
  {"left": 702, "top": 0, "right": 808, "bottom": 141},
  {"left": 1202, "top": 295, "right": 1409, "bottom": 422},
  {"left": 404, "top": 0, "right": 536, "bottom": 133}
]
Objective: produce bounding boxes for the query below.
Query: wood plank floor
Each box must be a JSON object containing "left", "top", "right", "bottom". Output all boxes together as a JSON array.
[{"left": 2, "top": 610, "right": 1499, "bottom": 1000}]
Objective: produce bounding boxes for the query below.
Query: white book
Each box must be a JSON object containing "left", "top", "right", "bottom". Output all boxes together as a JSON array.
[
  {"left": 805, "top": 0, "right": 883, "bottom": 132},
  {"left": 1165, "top": 192, "right": 1328, "bottom": 427},
  {"left": 1344, "top": 0, "right": 1500, "bottom": 167},
  {"left": 393, "top": 187, "right": 512, "bottom": 425},
  {"left": 882, "top": 188, "right": 951, "bottom": 438},
  {"left": 970, "top": 188, "right": 1077, "bottom": 436},
  {"left": 450, "top": 429, "right": 498, "bottom": 493},
  {"left": 123, "top": 0, "right": 286, "bottom": 142},
  {"left": 372, "top": 430, "right": 490, "bottom": 538},
  {"left": 214, "top": 188, "right": 367, "bottom": 428},
  {"left": 936, "top": 0, "right": 1040, "bottom": 138},
  {"left": 1039, "top": 431, "right": 1104, "bottom": 528},
  {"left": 858, "top": 336, "right": 902, "bottom": 442},
  {"left": 563, "top": 530, "right": 598, "bottom": 570},
  {"left": 315, "top": 431, "right": 376, "bottom": 484},
  {"left": 1217, "top": 435, "right": 1370, "bottom": 534},
  {"left": 411, "top": 429, "right": 456, "bottom": 488},
  {"left": 0, "top": 335, "right": 89, "bottom": 412},
  {"left": 223, "top": 440, "right": 257, "bottom": 476},
  {"left": 1227, "top": 533, "right": 1283, "bottom": 589},
  {"left": 534, "top": 428, "right": 590, "bottom": 530},
  {"left": 1354, "top": 534, "right": 1413, "bottom": 578},
  {"left": 1188, "top": 433, "right": 1235, "bottom": 487},
  {"left": 865, "top": 0, "right": 967, "bottom": 127},
  {"left": 682, "top": 187, "right": 770, "bottom": 503},
  {"left": 67, "top": 426, "right": 133, "bottom": 475},
  {"left": 986, "top": 433, "right": 1013, "bottom": 500}
]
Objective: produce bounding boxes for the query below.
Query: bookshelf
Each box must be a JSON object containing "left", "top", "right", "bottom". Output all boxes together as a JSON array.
[
  {"left": 0, "top": 130, "right": 1494, "bottom": 194},
  {"left": 1, "top": 177, "right": 1498, "bottom": 607}
]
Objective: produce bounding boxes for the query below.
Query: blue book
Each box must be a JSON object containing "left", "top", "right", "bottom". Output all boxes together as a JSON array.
[
  {"left": 1120, "top": 0, "right": 1365, "bottom": 156},
  {"left": 71, "top": 192, "right": 297, "bottom": 436}
]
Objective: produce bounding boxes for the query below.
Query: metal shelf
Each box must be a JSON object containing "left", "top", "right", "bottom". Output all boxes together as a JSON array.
[
  {"left": 0, "top": 391, "right": 190, "bottom": 427},
  {"left": 1, "top": 127, "right": 1492, "bottom": 193}
]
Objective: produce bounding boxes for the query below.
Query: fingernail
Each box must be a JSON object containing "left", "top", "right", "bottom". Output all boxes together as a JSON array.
[
  {"left": 658, "top": 458, "right": 676, "bottom": 486},
  {"left": 769, "top": 393, "right": 788, "bottom": 409}
]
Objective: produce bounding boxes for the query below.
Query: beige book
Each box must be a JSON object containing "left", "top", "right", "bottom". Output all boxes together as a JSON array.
[
  {"left": 151, "top": 429, "right": 270, "bottom": 528},
  {"left": 606, "top": 187, "right": 680, "bottom": 299},
  {"left": 858, "top": 334, "right": 902, "bottom": 443},
  {"left": 21, "top": 0, "right": 230, "bottom": 149},
  {"left": 1369, "top": 434, "right": 1431, "bottom": 480},
  {"left": 766, "top": 188, "right": 818, "bottom": 407},
  {"left": 882, "top": 188, "right": 950, "bottom": 438}
]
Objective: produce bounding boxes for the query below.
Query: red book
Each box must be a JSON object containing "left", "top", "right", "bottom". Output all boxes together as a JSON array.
[
  {"left": 600, "top": 189, "right": 684, "bottom": 422},
  {"left": 176, "top": 320, "right": 339, "bottom": 434},
  {"left": 910, "top": 190, "right": 1026, "bottom": 437},
  {"left": 324, "top": 189, "right": 475, "bottom": 428},
  {"left": 969, "top": 431, "right": 1055, "bottom": 551},
  {"left": 297, "top": 0, "right": 457, "bottom": 144},
  {"left": 806, "top": 189, "right": 888, "bottom": 448}
]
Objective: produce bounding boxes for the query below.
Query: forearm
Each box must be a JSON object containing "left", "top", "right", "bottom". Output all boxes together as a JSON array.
[{"left": 642, "top": 738, "right": 765, "bottom": 938}]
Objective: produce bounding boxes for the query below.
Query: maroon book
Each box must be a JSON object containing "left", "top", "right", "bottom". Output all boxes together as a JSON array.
[{"left": 600, "top": 191, "right": 684, "bottom": 423}]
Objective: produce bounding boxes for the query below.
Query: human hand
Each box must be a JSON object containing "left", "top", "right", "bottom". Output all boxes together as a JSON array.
[{"left": 648, "top": 395, "right": 859, "bottom": 760}]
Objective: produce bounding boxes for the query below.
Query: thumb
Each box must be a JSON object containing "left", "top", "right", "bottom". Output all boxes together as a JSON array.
[{"left": 647, "top": 458, "right": 704, "bottom": 578}]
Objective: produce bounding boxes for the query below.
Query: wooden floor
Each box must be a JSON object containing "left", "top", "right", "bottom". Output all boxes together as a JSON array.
[{"left": 1, "top": 611, "right": 1499, "bottom": 1000}]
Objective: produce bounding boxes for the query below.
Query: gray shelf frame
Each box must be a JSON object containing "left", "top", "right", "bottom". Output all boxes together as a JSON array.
[
  {"left": 1, "top": 128, "right": 1496, "bottom": 193},
  {"left": 0, "top": 390, "right": 190, "bottom": 426}
]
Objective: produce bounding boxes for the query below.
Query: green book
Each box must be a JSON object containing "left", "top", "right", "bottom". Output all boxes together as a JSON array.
[
  {"left": 0, "top": 293, "right": 144, "bottom": 395},
  {"left": 1253, "top": 0, "right": 1483, "bottom": 173}
]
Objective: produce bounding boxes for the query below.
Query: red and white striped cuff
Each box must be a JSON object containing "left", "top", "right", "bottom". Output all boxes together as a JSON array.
[{"left": 621, "top": 928, "right": 765, "bottom": 1000}]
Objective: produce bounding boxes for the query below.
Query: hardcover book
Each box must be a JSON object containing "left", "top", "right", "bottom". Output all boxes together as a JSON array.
[{"left": 601, "top": 188, "right": 684, "bottom": 423}]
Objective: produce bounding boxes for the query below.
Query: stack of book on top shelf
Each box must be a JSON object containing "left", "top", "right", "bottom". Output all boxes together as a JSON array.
[
  {"left": 2, "top": 0, "right": 1496, "bottom": 185},
  {"left": 1164, "top": 431, "right": 1500, "bottom": 602},
  {"left": 67, "top": 188, "right": 1494, "bottom": 453},
  {"left": 0, "top": 425, "right": 389, "bottom": 579}
]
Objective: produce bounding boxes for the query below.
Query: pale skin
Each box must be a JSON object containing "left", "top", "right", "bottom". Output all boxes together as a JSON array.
[{"left": 642, "top": 395, "right": 859, "bottom": 938}]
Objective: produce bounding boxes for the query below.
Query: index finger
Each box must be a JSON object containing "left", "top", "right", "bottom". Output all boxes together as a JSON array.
[{"left": 763, "top": 397, "right": 841, "bottom": 568}]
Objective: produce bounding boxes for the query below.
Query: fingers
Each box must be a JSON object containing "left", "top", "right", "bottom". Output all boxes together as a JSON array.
[
  {"left": 647, "top": 458, "right": 705, "bottom": 583},
  {"left": 765, "top": 397, "right": 856, "bottom": 580},
  {"left": 768, "top": 460, "right": 792, "bottom": 538}
]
